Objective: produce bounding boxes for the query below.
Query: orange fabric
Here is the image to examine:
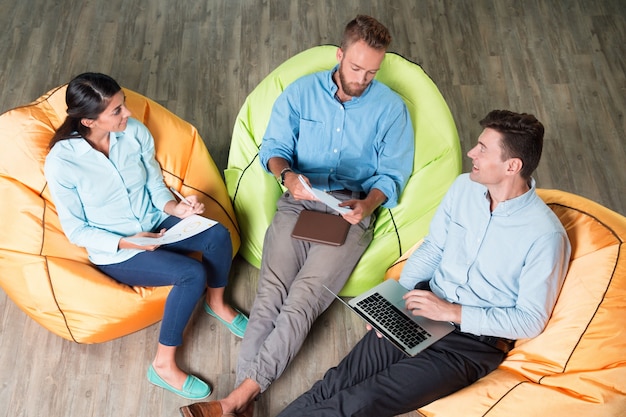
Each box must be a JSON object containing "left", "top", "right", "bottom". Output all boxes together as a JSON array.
[
  {"left": 385, "top": 189, "right": 626, "bottom": 416},
  {"left": 0, "top": 85, "right": 239, "bottom": 343},
  {"left": 383, "top": 239, "right": 423, "bottom": 281}
]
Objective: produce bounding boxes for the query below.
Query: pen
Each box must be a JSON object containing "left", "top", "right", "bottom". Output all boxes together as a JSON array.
[{"left": 169, "top": 187, "right": 193, "bottom": 206}]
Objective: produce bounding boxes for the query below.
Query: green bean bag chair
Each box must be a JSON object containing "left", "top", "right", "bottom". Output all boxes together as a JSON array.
[{"left": 225, "top": 45, "right": 461, "bottom": 296}]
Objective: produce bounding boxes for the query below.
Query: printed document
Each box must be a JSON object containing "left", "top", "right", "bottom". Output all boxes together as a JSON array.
[{"left": 125, "top": 214, "right": 217, "bottom": 245}]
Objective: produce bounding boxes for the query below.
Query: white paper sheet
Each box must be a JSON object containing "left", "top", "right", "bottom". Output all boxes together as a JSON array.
[
  {"left": 125, "top": 214, "right": 217, "bottom": 245},
  {"left": 298, "top": 175, "right": 352, "bottom": 215}
]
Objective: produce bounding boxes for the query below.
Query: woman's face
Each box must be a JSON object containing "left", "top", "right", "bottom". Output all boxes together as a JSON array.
[{"left": 87, "top": 90, "right": 132, "bottom": 133}]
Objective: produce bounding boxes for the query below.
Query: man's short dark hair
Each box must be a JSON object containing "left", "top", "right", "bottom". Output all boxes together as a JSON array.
[
  {"left": 480, "top": 110, "right": 545, "bottom": 180},
  {"left": 340, "top": 15, "right": 392, "bottom": 51}
]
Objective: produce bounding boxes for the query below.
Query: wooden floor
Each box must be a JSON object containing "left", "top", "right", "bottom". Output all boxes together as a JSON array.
[{"left": 1, "top": 1, "right": 625, "bottom": 416}]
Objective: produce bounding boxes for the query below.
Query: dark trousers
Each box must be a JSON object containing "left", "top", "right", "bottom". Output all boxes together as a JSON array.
[{"left": 277, "top": 329, "right": 506, "bottom": 417}]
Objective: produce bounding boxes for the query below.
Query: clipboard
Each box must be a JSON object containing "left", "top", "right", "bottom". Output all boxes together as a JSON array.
[{"left": 291, "top": 210, "right": 350, "bottom": 246}]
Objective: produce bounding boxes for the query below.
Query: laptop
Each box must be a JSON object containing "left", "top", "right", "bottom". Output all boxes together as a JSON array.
[
  {"left": 326, "top": 279, "right": 455, "bottom": 356},
  {"left": 291, "top": 210, "right": 350, "bottom": 246}
]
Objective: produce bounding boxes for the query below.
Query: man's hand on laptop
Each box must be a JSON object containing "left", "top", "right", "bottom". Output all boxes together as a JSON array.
[{"left": 403, "top": 290, "right": 462, "bottom": 324}]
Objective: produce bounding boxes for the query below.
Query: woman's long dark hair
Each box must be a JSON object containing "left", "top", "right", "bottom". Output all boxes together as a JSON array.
[{"left": 49, "top": 73, "right": 122, "bottom": 149}]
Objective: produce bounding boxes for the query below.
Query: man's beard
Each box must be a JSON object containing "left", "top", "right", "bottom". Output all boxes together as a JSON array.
[{"left": 338, "top": 67, "right": 368, "bottom": 97}]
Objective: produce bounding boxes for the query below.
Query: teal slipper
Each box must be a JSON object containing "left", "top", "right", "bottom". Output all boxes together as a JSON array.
[
  {"left": 203, "top": 302, "right": 248, "bottom": 338},
  {"left": 146, "top": 365, "right": 211, "bottom": 400}
]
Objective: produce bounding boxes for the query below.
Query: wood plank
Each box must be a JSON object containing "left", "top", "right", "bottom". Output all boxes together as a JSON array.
[{"left": 0, "top": 1, "right": 624, "bottom": 416}]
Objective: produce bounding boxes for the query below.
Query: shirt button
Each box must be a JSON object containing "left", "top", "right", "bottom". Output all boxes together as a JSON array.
[
  {"left": 336, "top": 128, "right": 341, "bottom": 132},
  {"left": 333, "top": 148, "right": 338, "bottom": 153}
]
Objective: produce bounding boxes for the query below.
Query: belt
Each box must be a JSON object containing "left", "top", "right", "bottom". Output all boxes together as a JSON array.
[
  {"left": 479, "top": 335, "right": 516, "bottom": 354},
  {"left": 458, "top": 330, "right": 516, "bottom": 354}
]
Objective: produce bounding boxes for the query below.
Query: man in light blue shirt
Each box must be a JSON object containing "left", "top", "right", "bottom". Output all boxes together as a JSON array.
[
  {"left": 276, "top": 110, "right": 571, "bottom": 417},
  {"left": 399, "top": 174, "right": 567, "bottom": 340},
  {"left": 259, "top": 55, "right": 413, "bottom": 208},
  {"left": 180, "top": 15, "right": 414, "bottom": 417}
]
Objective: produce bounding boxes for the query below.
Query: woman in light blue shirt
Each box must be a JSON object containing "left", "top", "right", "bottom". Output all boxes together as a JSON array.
[{"left": 44, "top": 73, "right": 247, "bottom": 400}]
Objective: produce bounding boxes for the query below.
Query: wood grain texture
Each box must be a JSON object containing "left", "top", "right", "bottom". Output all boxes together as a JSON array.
[{"left": 1, "top": 1, "right": 624, "bottom": 416}]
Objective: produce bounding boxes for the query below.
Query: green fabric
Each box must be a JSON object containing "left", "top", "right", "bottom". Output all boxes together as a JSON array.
[{"left": 226, "top": 45, "right": 461, "bottom": 296}]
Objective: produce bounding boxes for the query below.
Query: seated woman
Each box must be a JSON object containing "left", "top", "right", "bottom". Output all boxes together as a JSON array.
[{"left": 44, "top": 73, "right": 248, "bottom": 400}]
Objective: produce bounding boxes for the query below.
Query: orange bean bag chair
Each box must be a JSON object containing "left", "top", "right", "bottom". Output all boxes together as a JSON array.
[
  {"left": 385, "top": 189, "right": 626, "bottom": 416},
  {"left": 0, "top": 85, "right": 240, "bottom": 344}
]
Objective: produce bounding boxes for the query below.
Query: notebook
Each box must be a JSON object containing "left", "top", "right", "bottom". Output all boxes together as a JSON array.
[
  {"left": 326, "top": 279, "right": 455, "bottom": 356},
  {"left": 291, "top": 210, "right": 351, "bottom": 246}
]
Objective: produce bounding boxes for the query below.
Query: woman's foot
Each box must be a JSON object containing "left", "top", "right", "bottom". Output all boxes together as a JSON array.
[
  {"left": 203, "top": 301, "right": 248, "bottom": 338},
  {"left": 204, "top": 287, "right": 249, "bottom": 337},
  {"left": 151, "top": 361, "right": 188, "bottom": 390},
  {"left": 147, "top": 364, "right": 211, "bottom": 400},
  {"left": 204, "top": 301, "right": 238, "bottom": 323},
  {"left": 148, "top": 344, "right": 211, "bottom": 399}
]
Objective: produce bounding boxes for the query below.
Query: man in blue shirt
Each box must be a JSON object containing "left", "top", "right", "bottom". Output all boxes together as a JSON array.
[
  {"left": 275, "top": 110, "right": 571, "bottom": 417},
  {"left": 180, "top": 15, "right": 414, "bottom": 417}
]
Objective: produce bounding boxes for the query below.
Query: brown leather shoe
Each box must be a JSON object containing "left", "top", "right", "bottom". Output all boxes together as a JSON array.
[{"left": 179, "top": 401, "right": 224, "bottom": 417}]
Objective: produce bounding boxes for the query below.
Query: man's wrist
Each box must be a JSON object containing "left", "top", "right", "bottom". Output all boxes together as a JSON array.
[{"left": 279, "top": 167, "right": 293, "bottom": 185}]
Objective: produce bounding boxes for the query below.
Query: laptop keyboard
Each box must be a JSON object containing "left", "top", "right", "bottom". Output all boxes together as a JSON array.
[{"left": 356, "top": 292, "right": 431, "bottom": 348}]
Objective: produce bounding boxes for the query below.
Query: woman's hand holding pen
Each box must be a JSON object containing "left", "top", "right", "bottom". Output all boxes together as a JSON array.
[
  {"left": 171, "top": 195, "right": 205, "bottom": 217},
  {"left": 166, "top": 187, "right": 205, "bottom": 218}
]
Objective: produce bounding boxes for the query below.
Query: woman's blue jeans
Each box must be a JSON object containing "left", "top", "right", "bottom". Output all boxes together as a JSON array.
[{"left": 97, "top": 216, "right": 232, "bottom": 346}]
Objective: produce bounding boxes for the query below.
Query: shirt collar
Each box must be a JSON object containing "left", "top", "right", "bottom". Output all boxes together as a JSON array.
[
  {"left": 327, "top": 65, "right": 374, "bottom": 104},
  {"left": 71, "top": 137, "right": 93, "bottom": 155},
  {"left": 69, "top": 131, "right": 120, "bottom": 155},
  {"left": 487, "top": 178, "right": 537, "bottom": 216}
]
